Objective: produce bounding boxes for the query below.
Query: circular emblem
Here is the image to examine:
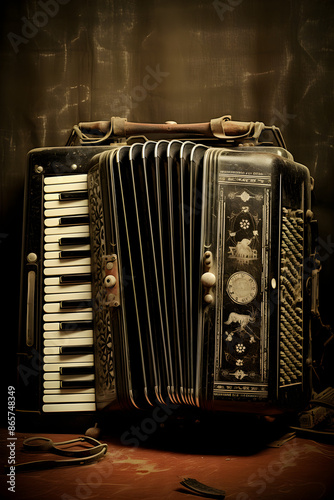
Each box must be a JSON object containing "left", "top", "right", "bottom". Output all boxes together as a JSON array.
[{"left": 226, "top": 271, "right": 257, "bottom": 304}]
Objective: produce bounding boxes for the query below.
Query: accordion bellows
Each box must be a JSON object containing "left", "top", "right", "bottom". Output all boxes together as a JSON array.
[{"left": 87, "top": 140, "right": 312, "bottom": 413}]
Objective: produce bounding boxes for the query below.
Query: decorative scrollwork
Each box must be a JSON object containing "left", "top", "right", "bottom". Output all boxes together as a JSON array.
[{"left": 88, "top": 167, "right": 116, "bottom": 405}]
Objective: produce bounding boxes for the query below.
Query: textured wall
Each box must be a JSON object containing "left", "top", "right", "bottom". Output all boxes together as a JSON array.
[{"left": 1, "top": 0, "right": 333, "bottom": 386}]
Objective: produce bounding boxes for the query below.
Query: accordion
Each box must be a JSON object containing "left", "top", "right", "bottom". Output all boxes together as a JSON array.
[{"left": 16, "top": 117, "right": 316, "bottom": 421}]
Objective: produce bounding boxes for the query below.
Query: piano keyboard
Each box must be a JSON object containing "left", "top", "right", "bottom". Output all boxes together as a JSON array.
[{"left": 43, "top": 173, "right": 96, "bottom": 412}]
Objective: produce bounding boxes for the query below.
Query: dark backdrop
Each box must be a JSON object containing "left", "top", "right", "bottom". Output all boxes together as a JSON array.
[{"left": 1, "top": 0, "right": 334, "bottom": 393}]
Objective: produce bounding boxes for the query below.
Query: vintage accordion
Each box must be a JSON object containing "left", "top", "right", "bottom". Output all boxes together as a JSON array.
[{"left": 17, "top": 116, "right": 317, "bottom": 420}]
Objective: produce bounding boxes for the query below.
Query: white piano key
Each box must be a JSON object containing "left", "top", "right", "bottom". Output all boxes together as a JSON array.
[
  {"left": 44, "top": 337, "right": 94, "bottom": 347},
  {"left": 48, "top": 276, "right": 91, "bottom": 286},
  {"left": 44, "top": 257, "right": 91, "bottom": 267},
  {"left": 45, "top": 217, "right": 61, "bottom": 228},
  {"left": 43, "top": 298, "right": 93, "bottom": 314},
  {"left": 44, "top": 206, "right": 89, "bottom": 218},
  {"left": 44, "top": 243, "right": 90, "bottom": 252},
  {"left": 43, "top": 362, "right": 94, "bottom": 372},
  {"left": 43, "top": 372, "right": 94, "bottom": 381},
  {"left": 44, "top": 199, "right": 88, "bottom": 209},
  {"left": 44, "top": 386, "right": 95, "bottom": 393},
  {"left": 44, "top": 231, "right": 89, "bottom": 243},
  {"left": 43, "top": 394, "right": 95, "bottom": 403},
  {"left": 44, "top": 347, "right": 62, "bottom": 355},
  {"left": 45, "top": 193, "right": 61, "bottom": 201},
  {"left": 44, "top": 345, "right": 93, "bottom": 355},
  {"left": 44, "top": 291, "right": 92, "bottom": 302},
  {"left": 44, "top": 284, "right": 92, "bottom": 294},
  {"left": 44, "top": 277, "right": 61, "bottom": 286},
  {"left": 42, "top": 403, "right": 96, "bottom": 412},
  {"left": 44, "top": 217, "right": 89, "bottom": 228},
  {"left": 43, "top": 388, "right": 95, "bottom": 395},
  {"left": 44, "top": 192, "right": 87, "bottom": 202},
  {"left": 45, "top": 225, "right": 90, "bottom": 235},
  {"left": 44, "top": 182, "right": 88, "bottom": 194},
  {"left": 43, "top": 330, "right": 93, "bottom": 339},
  {"left": 43, "top": 311, "right": 93, "bottom": 322},
  {"left": 43, "top": 320, "right": 91, "bottom": 335},
  {"left": 44, "top": 354, "right": 94, "bottom": 364},
  {"left": 45, "top": 252, "right": 60, "bottom": 260},
  {"left": 43, "top": 304, "right": 93, "bottom": 315},
  {"left": 44, "top": 174, "right": 87, "bottom": 185},
  {"left": 43, "top": 302, "right": 92, "bottom": 313},
  {"left": 43, "top": 265, "right": 91, "bottom": 276},
  {"left": 44, "top": 251, "right": 62, "bottom": 260}
]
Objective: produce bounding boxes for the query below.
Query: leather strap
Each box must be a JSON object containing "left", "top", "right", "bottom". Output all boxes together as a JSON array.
[
  {"left": 210, "top": 116, "right": 264, "bottom": 139},
  {"left": 5, "top": 437, "right": 108, "bottom": 473},
  {"left": 180, "top": 478, "right": 226, "bottom": 499}
]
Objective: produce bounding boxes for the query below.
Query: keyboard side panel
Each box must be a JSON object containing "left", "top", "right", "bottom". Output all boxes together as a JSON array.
[{"left": 16, "top": 146, "right": 118, "bottom": 423}]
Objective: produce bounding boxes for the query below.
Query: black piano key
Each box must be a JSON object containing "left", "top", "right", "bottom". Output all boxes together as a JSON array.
[
  {"left": 60, "top": 320, "right": 93, "bottom": 331},
  {"left": 60, "top": 380, "right": 95, "bottom": 389},
  {"left": 59, "top": 215, "right": 89, "bottom": 226},
  {"left": 60, "top": 274, "right": 91, "bottom": 284},
  {"left": 59, "top": 236, "right": 90, "bottom": 246},
  {"left": 60, "top": 249, "right": 91, "bottom": 259},
  {"left": 59, "top": 191, "right": 88, "bottom": 201},
  {"left": 60, "top": 345, "right": 93, "bottom": 355},
  {"left": 60, "top": 366, "right": 94, "bottom": 375},
  {"left": 60, "top": 299, "right": 93, "bottom": 309}
]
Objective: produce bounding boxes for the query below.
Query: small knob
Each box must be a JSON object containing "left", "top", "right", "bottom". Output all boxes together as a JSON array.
[
  {"left": 104, "top": 275, "right": 116, "bottom": 288},
  {"left": 27, "top": 252, "right": 38, "bottom": 263},
  {"left": 85, "top": 423, "right": 101, "bottom": 439},
  {"left": 204, "top": 294, "right": 213, "bottom": 304},
  {"left": 306, "top": 209, "right": 313, "bottom": 221},
  {"left": 201, "top": 272, "right": 216, "bottom": 288}
]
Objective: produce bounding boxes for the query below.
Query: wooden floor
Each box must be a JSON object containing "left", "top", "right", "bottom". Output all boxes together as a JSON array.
[{"left": 1, "top": 411, "right": 334, "bottom": 500}]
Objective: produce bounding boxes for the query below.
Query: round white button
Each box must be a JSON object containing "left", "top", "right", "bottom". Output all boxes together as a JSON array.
[
  {"left": 201, "top": 272, "right": 216, "bottom": 288},
  {"left": 204, "top": 294, "right": 213, "bottom": 304},
  {"left": 104, "top": 275, "right": 116, "bottom": 288}
]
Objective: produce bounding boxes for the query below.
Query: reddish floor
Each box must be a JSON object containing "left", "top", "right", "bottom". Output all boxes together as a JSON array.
[{"left": 1, "top": 413, "right": 334, "bottom": 500}]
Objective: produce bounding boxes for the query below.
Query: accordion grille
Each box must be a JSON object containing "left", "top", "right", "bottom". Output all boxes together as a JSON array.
[{"left": 279, "top": 207, "right": 304, "bottom": 387}]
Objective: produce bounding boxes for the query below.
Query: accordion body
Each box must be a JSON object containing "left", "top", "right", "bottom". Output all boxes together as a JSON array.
[
  {"left": 16, "top": 131, "right": 314, "bottom": 419},
  {"left": 87, "top": 141, "right": 313, "bottom": 413}
]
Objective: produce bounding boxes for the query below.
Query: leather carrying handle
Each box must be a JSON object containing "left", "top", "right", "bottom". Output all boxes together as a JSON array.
[{"left": 78, "top": 115, "right": 264, "bottom": 140}]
